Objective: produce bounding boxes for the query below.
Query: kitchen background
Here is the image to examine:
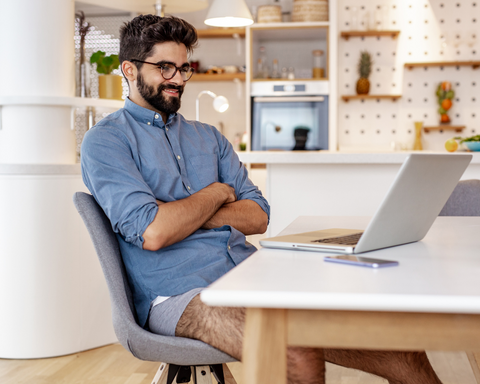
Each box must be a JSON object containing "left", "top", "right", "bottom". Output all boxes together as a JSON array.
[{"left": 74, "top": 0, "right": 479, "bottom": 158}]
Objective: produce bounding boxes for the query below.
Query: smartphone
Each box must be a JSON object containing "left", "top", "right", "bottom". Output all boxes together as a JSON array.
[{"left": 324, "top": 255, "right": 399, "bottom": 268}]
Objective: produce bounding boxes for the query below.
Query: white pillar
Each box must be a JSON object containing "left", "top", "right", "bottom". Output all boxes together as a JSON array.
[
  {"left": 0, "top": 0, "right": 117, "bottom": 358},
  {"left": 0, "top": 0, "right": 76, "bottom": 163}
]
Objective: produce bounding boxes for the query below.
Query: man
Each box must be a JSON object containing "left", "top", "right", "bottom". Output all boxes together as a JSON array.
[{"left": 81, "top": 15, "right": 443, "bottom": 384}]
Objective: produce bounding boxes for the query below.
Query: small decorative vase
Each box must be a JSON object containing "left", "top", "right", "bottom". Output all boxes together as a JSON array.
[
  {"left": 413, "top": 121, "right": 423, "bottom": 151},
  {"left": 98, "top": 74, "right": 123, "bottom": 100}
]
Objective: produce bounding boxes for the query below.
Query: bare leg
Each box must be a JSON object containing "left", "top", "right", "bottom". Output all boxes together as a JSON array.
[
  {"left": 324, "top": 349, "right": 443, "bottom": 384},
  {"left": 175, "top": 295, "right": 325, "bottom": 384},
  {"left": 176, "top": 295, "right": 442, "bottom": 384}
]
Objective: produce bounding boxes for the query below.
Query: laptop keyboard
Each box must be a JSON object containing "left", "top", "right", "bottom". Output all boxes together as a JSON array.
[{"left": 312, "top": 232, "right": 363, "bottom": 246}]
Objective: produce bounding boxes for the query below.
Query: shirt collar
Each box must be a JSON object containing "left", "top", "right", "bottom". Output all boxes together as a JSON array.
[{"left": 124, "top": 97, "right": 177, "bottom": 127}]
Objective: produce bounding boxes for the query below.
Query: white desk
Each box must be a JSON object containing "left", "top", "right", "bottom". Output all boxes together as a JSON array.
[{"left": 202, "top": 216, "right": 480, "bottom": 384}]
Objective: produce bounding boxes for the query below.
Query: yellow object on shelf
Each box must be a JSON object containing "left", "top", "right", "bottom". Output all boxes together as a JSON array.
[
  {"left": 413, "top": 122, "right": 423, "bottom": 151},
  {"left": 99, "top": 74, "right": 123, "bottom": 100}
]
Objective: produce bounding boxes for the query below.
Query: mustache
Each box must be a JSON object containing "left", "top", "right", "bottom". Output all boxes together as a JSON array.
[{"left": 160, "top": 83, "right": 184, "bottom": 92}]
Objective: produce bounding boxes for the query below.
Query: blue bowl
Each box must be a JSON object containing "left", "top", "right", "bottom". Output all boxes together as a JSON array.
[{"left": 464, "top": 142, "right": 480, "bottom": 151}]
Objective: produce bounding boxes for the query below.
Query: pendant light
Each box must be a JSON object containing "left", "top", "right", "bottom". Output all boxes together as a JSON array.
[{"left": 204, "top": 0, "right": 254, "bottom": 27}]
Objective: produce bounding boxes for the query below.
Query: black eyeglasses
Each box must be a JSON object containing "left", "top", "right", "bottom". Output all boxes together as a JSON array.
[{"left": 130, "top": 60, "right": 194, "bottom": 81}]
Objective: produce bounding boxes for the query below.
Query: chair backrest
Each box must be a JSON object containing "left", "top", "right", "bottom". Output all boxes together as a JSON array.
[
  {"left": 439, "top": 179, "right": 480, "bottom": 216},
  {"left": 73, "top": 192, "right": 235, "bottom": 365}
]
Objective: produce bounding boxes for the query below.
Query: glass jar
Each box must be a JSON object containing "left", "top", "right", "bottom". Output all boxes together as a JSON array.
[{"left": 312, "top": 50, "right": 325, "bottom": 79}]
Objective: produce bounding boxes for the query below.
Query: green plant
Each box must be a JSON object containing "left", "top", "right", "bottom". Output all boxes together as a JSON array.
[
  {"left": 357, "top": 51, "right": 373, "bottom": 79},
  {"left": 90, "top": 51, "right": 120, "bottom": 75},
  {"left": 454, "top": 135, "right": 480, "bottom": 143}
]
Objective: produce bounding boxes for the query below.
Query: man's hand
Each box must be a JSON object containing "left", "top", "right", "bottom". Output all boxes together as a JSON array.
[
  {"left": 202, "top": 199, "right": 268, "bottom": 235},
  {"left": 206, "top": 182, "right": 237, "bottom": 205}
]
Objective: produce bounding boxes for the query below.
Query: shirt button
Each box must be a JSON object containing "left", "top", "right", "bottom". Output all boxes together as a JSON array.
[
  {"left": 187, "top": 186, "right": 191, "bottom": 190},
  {"left": 147, "top": 122, "right": 151, "bottom": 125},
  {"left": 228, "top": 245, "right": 231, "bottom": 250},
  {"left": 155, "top": 114, "right": 159, "bottom": 119},
  {"left": 166, "top": 128, "right": 169, "bottom": 131},
  {"left": 177, "top": 155, "right": 181, "bottom": 160}
]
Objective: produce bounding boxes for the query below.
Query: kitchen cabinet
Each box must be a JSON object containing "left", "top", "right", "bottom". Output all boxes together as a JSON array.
[
  {"left": 190, "top": 27, "right": 246, "bottom": 82},
  {"left": 245, "top": 17, "right": 338, "bottom": 151},
  {"left": 248, "top": 22, "right": 330, "bottom": 81}
]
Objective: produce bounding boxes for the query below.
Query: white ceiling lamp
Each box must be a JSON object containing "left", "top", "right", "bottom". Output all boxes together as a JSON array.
[
  {"left": 204, "top": 0, "right": 254, "bottom": 27},
  {"left": 77, "top": 0, "right": 208, "bottom": 16}
]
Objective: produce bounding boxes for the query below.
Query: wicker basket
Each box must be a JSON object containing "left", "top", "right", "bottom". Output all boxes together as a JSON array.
[
  {"left": 257, "top": 5, "right": 282, "bottom": 23},
  {"left": 292, "top": 0, "right": 328, "bottom": 22}
]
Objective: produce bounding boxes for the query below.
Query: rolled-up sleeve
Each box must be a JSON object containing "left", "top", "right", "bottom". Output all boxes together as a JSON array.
[
  {"left": 216, "top": 131, "right": 270, "bottom": 222},
  {"left": 81, "top": 125, "right": 158, "bottom": 249}
]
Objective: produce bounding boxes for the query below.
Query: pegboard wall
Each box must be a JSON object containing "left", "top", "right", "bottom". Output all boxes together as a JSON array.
[
  {"left": 337, "top": 0, "right": 479, "bottom": 151},
  {"left": 74, "top": 15, "right": 130, "bottom": 162}
]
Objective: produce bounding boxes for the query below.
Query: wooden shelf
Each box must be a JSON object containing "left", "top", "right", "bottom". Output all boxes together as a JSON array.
[
  {"left": 405, "top": 61, "right": 480, "bottom": 70},
  {"left": 190, "top": 73, "right": 246, "bottom": 82},
  {"left": 196, "top": 28, "right": 245, "bottom": 38},
  {"left": 341, "top": 95, "right": 402, "bottom": 102},
  {"left": 340, "top": 30, "right": 400, "bottom": 40},
  {"left": 0, "top": 95, "right": 123, "bottom": 109},
  {"left": 424, "top": 125, "right": 465, "bottom": 133}
]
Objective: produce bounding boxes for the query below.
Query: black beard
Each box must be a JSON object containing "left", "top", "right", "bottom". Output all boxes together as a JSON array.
[{"left": 137, "top": 72, "right": 184, "bottom": 115}]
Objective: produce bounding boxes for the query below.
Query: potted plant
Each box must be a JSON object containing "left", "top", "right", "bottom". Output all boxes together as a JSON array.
[
  {"left": 90, "top": 51, "right": 123, "bottom": 100},
  {"left": 356, "top": 51, "right": 373, "bottom": 95}
]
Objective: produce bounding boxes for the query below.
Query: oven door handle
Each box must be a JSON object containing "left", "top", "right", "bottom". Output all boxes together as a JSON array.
[{"left": 253, "top": 96, "right": 325, "bottom": 102}]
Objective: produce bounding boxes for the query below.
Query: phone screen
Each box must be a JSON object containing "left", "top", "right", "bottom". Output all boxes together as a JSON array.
[{"left": 324, "top": 255, "right": 399, "bottom": 268}]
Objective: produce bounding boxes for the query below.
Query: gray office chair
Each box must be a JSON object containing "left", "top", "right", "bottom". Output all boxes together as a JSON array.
[
  {"left": 438, "top": 180, "right": 480, "bottom": 383},
  {"left": 439, "top": 179, "right": 480, "bottom": 216},
  {"left": 73, "top": 192, "right": 237, "bottom": 384}
]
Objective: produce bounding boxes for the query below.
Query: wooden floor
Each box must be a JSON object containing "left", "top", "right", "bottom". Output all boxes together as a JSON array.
[{"left": 0, "top": 343, "right": 476, "bottom": 384}]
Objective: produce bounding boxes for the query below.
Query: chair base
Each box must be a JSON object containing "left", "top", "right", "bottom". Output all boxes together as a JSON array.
[{"left": 152, "top": 362, "right": 237, "bottom": 384}]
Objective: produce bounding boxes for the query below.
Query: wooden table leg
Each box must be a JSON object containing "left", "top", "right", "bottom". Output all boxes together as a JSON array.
[
  {"left": 243, "top": 308, "right": 287, "bottom": 384},
  {"left": 467, "top": 352, "right": 480, "bottom": 384}
]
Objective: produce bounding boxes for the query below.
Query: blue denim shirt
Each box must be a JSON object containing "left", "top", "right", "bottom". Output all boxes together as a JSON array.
[{"left": 81, "top": 98, "right": 270, "bottom": 327}]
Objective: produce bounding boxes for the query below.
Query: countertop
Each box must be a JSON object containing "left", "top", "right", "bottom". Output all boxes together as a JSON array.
[
  {"left": 0, "top": 164, "right": 81, "bottom": 175},
  {"left": 1, "top": 151, "right": 479, "bottom": 175},
  {"left": 237, "top": 150, "right": 480, "bottom": 164}
]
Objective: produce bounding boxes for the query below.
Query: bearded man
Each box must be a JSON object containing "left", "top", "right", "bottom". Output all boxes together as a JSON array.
[{"left": 81, "top": 15, "right": 444, "bottom": 384}]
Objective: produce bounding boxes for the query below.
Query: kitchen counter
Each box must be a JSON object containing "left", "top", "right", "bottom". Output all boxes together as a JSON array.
[
  {"left": 0, "top": 164, "right": 116, "bottom": 358},
  {"left": 237, "top": 150, "right": 480, "bottom": 164},
  {"left": 0, "top": 163, "right": 81, "bottom": 175}
]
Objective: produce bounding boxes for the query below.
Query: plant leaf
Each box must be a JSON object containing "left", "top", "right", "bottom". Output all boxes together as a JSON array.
[{"left": 90, "top": 50, "right": 105, "bottom": 64}]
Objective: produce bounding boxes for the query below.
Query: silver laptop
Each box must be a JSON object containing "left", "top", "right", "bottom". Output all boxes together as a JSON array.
[{"left": 260, "top": 153, "right": 472, "bottom": 254}]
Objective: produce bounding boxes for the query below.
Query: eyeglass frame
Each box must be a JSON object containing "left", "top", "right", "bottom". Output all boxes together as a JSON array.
[{"left": 130, "top": 59, "right": 195, "bottom": 81}]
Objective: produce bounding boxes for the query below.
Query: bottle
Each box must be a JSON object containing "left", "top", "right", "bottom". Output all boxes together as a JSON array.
[
  {"left": 287, "top": 67, "right": 295, "bottom": 80},
  {"left": 281, "top": 67, "right": 288, "bottom": 79},
  {"left": 271, "top": 59, "right": 281, "bottom": 79},
  {"left": 256, "top": 46, "right": 268, "bottom": 79},
  {"left": 312, "top": 50, "right": 325, "bottom": 79},
  {"left": 256, "top": 59, "right": 265, "bottom": 79}
]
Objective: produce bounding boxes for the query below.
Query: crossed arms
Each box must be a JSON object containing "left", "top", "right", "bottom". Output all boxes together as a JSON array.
[{"left": 142, "top": 182, "right": 269, "bottom": 251}]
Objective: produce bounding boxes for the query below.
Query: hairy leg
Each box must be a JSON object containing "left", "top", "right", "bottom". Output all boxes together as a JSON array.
[
  {"left": 175, "top": 294, "right": 326, "bottom": 384},
  {"left": 324, "top": 349, "right": 443, "bottom": 384}
]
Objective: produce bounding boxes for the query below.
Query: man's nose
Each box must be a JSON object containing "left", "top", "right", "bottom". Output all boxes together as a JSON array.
[{"left": 170, "top": 69, "right": 185, "bottom": 85}]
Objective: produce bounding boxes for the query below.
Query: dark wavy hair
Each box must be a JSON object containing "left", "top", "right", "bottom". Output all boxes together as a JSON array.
[{"left": 119, "top": 15, "right": 198, "bottom": 69}]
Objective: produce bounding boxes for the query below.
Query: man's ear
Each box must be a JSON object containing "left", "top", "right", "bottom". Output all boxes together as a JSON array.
[{"left": 122, "top": 61, "right": 137, "bottom": 83}]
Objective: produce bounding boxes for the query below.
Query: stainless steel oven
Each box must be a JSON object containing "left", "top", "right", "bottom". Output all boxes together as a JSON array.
[{"left": 251, "top": 81, "right": 329, "bottom": 151}]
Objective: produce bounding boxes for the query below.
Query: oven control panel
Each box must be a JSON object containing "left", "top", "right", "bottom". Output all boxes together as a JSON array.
[{"left": 251, "top": 80, "right": 329, "bottom": 96}]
